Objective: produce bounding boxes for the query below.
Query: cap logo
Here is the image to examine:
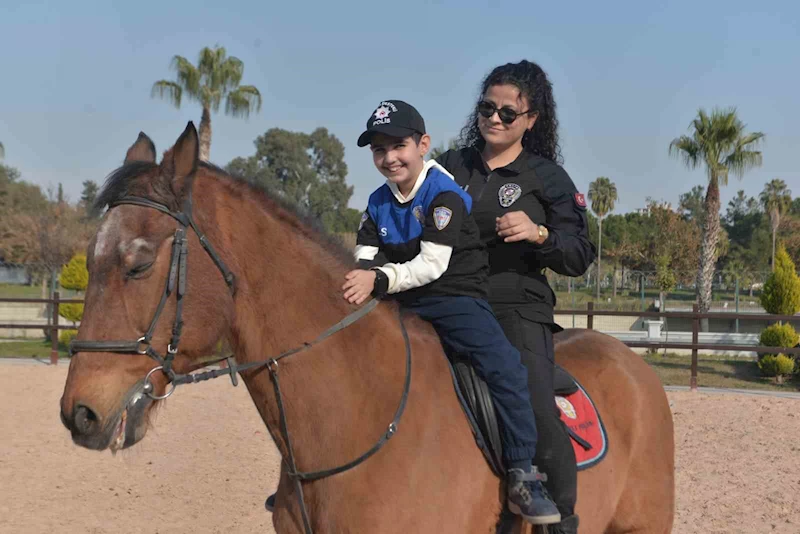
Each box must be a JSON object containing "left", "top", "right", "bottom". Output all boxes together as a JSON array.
[{"left": 372, "top": 101, "right": 398, "bottom": 126}]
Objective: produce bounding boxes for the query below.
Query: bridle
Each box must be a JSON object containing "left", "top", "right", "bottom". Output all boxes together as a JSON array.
[{"left": 69, "top": 186, "right": 412, "bottom": 534}]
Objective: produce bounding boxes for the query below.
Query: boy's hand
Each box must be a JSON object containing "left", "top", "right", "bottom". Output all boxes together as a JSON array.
[{"left": 342, "top": 269, "right": 377, "bottom": 305}]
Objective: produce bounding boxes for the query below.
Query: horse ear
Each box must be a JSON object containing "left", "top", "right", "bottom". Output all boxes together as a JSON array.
[
  {"left": 124, "top": 132, "right": 156, "bottom": 164},
  {"left": 161, "top": 121, "right": 199, "bottom": 183}
]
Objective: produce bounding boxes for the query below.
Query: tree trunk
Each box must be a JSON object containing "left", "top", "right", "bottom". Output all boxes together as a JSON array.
[
  {"left": 596, "top": 217, "right": 603, "bottom": 300},
  {"left": 771, "top": 225, "right": 777, "bottom": 271},
  {"left": 696, "top": 177, "right": 721, "bottom": 331},
  {"left": 198, "top": 106, "right": 212, "bottom": 161}
]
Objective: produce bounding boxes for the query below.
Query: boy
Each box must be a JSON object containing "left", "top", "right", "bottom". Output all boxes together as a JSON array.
[{"left": 342, "top": 99, "right": 561, "bottom": 526}]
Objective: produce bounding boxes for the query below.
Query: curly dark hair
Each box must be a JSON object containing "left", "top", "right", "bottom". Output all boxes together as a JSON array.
[{"left": 457, "top": 60, "right": 563, "bottom": 165}]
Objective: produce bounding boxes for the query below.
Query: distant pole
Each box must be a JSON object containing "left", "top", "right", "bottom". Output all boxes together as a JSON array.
[
  {"left": 734, "top": 276, "right": 740, "bottom": 334},
  {"left": 690, "top": 303, "right": 699, "bottom": 391},
  {"left": 50, "top": 291, "right": 60, "bottom": 365},
  {"left": 587, "top": 302, "right": 594, "bottom": 330}
]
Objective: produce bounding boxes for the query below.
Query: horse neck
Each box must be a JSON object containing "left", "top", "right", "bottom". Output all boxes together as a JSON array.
[{"left": 197, "top": 176, "right": 408, "bottom": 469}]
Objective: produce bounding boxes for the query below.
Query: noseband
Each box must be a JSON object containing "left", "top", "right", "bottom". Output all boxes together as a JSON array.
[{"left": 69, "top": 188, "right": 412, "bottom": 534}]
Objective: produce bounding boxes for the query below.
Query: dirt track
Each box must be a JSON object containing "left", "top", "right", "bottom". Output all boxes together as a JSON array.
[{"left": 1, "top": 361, "right": 798, "bottom": 533}]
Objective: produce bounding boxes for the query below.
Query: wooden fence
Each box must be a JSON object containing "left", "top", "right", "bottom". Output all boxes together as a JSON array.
[{"left": 2, "top": 296, "right": 799, "bottom": 390}]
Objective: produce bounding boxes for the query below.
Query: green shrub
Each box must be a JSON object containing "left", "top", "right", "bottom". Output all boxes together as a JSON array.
[
  {"left": 760, "top": 245, "right": 800, "bottom": 316},
  {"left": 58, "top": 253, "right": 88, "bottom": 324},
  {"left": 759, "top": 323, "right": 799, "bottom": 358},
  {"left": 59, "top": 254, "right": 89, "bottom": 291},
  {"left": 59, "top": 303, "right": 84, "bottom": 325},
  {"left": 757, "top": 354, "right": 796, "bottom": 384},
  {"left": 58, "top": 329, "right": 78, "bottom": 349}
]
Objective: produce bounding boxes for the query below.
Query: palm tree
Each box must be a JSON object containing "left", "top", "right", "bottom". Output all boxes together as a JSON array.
[
  {"left": 669, "top": 108, "right": 764, "bottom": 321},
  {"left": 759, "top": 179, "right": 792, "bottom": 270},
  {"left": 152, "top": 45, "right": 262, "bottom": 161},
  {"left": 588, "top": 177, "right": 618, "bottom": 300},
  {"left": 0, "top": 141, "right": 4, "bottom": 159}
]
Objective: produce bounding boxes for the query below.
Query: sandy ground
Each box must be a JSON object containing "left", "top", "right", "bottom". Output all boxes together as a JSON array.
[{"left": 1, "top": 361, "right": 798, "bottom": 534}]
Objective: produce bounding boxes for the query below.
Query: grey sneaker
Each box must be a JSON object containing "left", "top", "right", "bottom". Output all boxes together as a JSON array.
[{"left": 507, "top": 467, "right": 561, "bottom": 525}]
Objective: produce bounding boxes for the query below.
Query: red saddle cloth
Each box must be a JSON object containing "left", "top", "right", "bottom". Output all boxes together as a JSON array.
[{"left": 555, "top": 382, "right": 608, "bottom": 471}]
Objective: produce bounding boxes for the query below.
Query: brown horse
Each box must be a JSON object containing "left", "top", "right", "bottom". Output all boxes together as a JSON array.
[{"left": 60, "top": 123, "right": 674, "bottom": 534}]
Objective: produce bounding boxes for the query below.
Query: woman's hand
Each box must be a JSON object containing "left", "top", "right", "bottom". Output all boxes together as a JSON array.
[
  {"left": 496, "top": 211, "right": 543, "bottom": 244},
  {"left": 342, "top": 269, "right": 377, "bottom": 305}
]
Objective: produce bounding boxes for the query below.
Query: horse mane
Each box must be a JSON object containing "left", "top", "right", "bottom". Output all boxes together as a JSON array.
[{"left": 93, "top": 160, "right": 356, "bottom": 267}]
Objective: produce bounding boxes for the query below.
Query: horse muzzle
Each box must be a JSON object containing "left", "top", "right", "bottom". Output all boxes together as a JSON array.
[{"left": 60, "top": 382, "right": 154, "bottom": 452}]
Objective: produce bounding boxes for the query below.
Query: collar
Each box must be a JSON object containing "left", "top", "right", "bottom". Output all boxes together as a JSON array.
[
  {"left": 470, "top": 145, "right": 531, "bottom": 175},
  {"left": 386, "top": 159, "right": 456, "bottom": 203}
]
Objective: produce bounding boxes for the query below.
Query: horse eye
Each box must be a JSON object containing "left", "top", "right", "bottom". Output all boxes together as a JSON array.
[{"left": 126, "top": 262, "right": 154, "bottom": 279}]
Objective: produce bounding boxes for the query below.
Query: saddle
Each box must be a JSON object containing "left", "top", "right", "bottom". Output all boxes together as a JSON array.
[{"left": 449, "top": 354, "right": 608, "bottom": 477}]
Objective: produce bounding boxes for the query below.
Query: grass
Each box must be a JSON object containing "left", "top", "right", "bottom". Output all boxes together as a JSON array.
[
  {"left": 0, "top": 339, "right": 69, "bottom": 360},
  {"left": 643, "top": 352, "right": 799, "bottom": 392},
  {"left": 0, "top": 284, "right": 44, "bottom": 299}
]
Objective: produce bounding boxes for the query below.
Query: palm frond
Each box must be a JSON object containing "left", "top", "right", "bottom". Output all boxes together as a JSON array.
[
  {"left": 226, "top": 85, "right": 262, "bottom": 118},
  {"left": 669, "top": 136, "right": 701, "bottom": 169},
  {"left": 151, "top": 80, "right": 183, "bottom": 108},
  {"left": 167, "top": 56, "right": 200, "bottom": 100},
  {"left": 219, "top": 57, "right": 244, "bottom": 91}
]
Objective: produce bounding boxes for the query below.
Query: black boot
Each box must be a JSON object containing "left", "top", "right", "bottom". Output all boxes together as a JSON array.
[
  {"left": 506, "top": 467, "right": 561, "bottom": 525},
  {"left": 552, "top": 514, "right": 579, "bottom": 534}
]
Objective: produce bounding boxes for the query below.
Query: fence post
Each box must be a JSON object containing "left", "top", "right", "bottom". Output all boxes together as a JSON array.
[
  {"left": 734, "top": 276, "right": 740, "bottom": 334},
  {"left": 690, "top": 303, "right": 698, "bottom": 391},
  {"left": 587, "top": 302, "right": 594, "bottom": 330},
  {"left": 50, "top": 291, "right": 60, "bottom": 366}
]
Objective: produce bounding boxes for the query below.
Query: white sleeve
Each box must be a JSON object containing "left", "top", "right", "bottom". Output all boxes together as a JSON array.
[
  {"left": 354, "top": 245, "right": 379, "bottom": 262},
  {"left": 376, "top": 241, "right": 453, "bottom": 294}
]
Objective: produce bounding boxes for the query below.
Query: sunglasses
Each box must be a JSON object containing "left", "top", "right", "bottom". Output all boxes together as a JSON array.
[{"left": 477, "top": 100, "right": 535, "bottom": 125}]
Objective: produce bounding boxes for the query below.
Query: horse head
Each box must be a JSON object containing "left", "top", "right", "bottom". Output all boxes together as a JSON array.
[{"left": 60, "top": 123, "right": 235, "bottom": 451}]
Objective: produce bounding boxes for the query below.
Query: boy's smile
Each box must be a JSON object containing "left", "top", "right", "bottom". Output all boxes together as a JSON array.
[{"left": 370, "top": 132, "right": 430, "bottom": 196}]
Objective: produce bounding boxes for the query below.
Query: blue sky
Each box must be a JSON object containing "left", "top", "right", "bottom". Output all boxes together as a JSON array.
[{"left": 1, "top": 0, "right": 798, "bottom": 215}]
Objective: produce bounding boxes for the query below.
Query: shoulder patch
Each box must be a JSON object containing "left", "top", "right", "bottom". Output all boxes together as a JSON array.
[
  {"left": 412, "top": 205, "right": 425, "bottom": 224},
  {"left": 433, "top": 206, "right": 453, "bottom": 230},
  {"left": 574, "top": 193, "right": 587, "bottom": 209},
  {"left": 498, "top": 183, "right": 522, "bottom": 208},
  {"left": 358, "top": 212, "right": 369, "bottom": 230}
]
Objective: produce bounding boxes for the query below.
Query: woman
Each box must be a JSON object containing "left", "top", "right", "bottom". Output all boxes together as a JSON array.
[{"left": 436, "top": 59, "right": 595, "bottom": 534}]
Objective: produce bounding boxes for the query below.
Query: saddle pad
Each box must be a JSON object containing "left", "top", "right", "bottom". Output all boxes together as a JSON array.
[{"left": 555, "top": 381, "right": 608, "bottom": 471}]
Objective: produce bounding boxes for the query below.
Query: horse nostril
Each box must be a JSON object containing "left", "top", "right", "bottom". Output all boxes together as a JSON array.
[{"left": 73, "top": 404, "right": 100, "bottom": 436}]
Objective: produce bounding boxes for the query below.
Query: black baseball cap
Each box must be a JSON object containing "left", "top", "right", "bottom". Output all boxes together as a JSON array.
[{"left": 357, "top": 100, "right": 426, "bottom": 147}]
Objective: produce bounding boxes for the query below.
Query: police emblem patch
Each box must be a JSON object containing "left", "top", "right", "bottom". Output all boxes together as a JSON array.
[
  {"left": 358, "top": 212, "right": 368, "bottom": 231},
  {"left": 498, "top": 183, "right": 522, "bottom": 207},
  {"left": 433, "top": 206, "right": 452, "bottom": 230},
  {"left": 412, "top": 205, "right": 425, "bottom": 224},
  {"left": 555, "top": 396, "right": 577, "bottom": 419}
]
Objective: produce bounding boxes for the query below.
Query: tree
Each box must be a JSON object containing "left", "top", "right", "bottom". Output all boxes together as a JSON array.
[
  {"left": 588, "top": 177, "right": 618, "bottom": 299},
  {"left": 152, "top": 45, "right": 262, "bottom": 161},
  {"left": 669, "top": 107, "right": 764, "bottom": 327},
  {"left": 759, "top": 179, "right": 792, "bottom": 270},
  {"left": 759, "top": 244, "right": 800, "bottom": 317},
  {"left": 678, "top": 185, "right": 705, "bottom": 224},
  {"left": 58, "top": 253, "right": 88, "bottom": 325},
  {"left": 655, "top": 254, "right": 676, "bottom": 310},
  {"left": 226, "top": 127, "right": 357, "bottom": 232},
  {"left": 427, "top": 138, "right": 459, "bottom": 161},
  {"left": 0, "top": 141, "right": 4, "bottom": 159},
  {"left": 80, "top": 180, "right": 99, "bottom": 216}
]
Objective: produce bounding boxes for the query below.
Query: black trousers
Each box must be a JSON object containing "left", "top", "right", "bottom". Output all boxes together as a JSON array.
[{"left": 494, "top": 309, "right": 578, "bottom": 518}]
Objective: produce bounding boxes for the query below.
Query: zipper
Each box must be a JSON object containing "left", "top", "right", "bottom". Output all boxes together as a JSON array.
[{"left": 474, "top": 172, "right": 493, "bottom": 203}]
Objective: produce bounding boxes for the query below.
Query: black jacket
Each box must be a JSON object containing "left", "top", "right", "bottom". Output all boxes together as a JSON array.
[{"left": 436, "top": 148, "right": 596, "bottom": 324}]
